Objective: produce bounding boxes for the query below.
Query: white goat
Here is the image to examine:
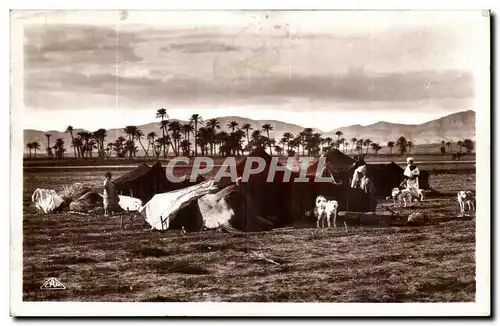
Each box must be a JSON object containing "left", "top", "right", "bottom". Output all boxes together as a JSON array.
[
  {"left": 457, "top": 190, "right": 475, "bottom": 216},
  {"left": 315, "top": 195, "right": 339, "bottom": 228}
]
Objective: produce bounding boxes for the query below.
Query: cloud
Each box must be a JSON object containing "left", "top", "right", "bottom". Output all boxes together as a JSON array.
[
  {"left": 22, "top": 21, "right": 478, "bottom": 115},
  {"left": 24, "top": 25, "right": 143, "bottom": 68},
  {"left": 25, "top": 68, "right": 473, "bottom": 111},
  {"left": 161, "top": 41, "right": 240, "bottom": 53}
]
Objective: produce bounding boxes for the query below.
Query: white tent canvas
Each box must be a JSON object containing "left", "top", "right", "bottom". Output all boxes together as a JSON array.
[
  {"left": 117, "top": 195, "right": 143, "bottom": 212},
  {"left": 197, "top": 184, "right": 241, "bottom": 229},
  {"left": 139, "top": 180, "right": 218, "bottom": 231},
  {"left": 31, "top": 188, "right": 64, "bottom": 213}
]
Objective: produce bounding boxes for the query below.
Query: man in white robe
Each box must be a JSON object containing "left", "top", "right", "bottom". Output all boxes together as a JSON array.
[
  {"left": 403, "top": 157, "right": 420, "bottom": 199},
  {"left": 351, "top": 164, "right": 367, "bottom": 188}
]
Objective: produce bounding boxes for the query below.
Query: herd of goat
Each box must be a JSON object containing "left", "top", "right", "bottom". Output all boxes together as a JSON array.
[{"left": 313, "top": 185, "right": 476, "bottom": 229}]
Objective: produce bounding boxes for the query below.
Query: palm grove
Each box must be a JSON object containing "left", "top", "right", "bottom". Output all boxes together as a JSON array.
[{"left": 25, "top": 109, "right": 474, "bottom": 159}]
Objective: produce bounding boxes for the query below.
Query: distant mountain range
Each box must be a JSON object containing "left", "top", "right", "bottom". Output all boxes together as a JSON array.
[{"left": 23, "top": 110, "right": 475, "bottom": 153}]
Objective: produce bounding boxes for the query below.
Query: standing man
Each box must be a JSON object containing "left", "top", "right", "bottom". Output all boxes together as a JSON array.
[
  {"left": 103, "top": 172, "right": 119, "bottom": 216},
  {"left": 351, "top": 164, "right": 367, "bottom": 188}
]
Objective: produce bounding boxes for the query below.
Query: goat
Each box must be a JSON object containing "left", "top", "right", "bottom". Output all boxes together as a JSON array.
[
  {"left": 457, "top": 190, "right": 475, "bottom": 216},
  {"left": 315, "top": 195, "right": 339, "bottom": 228},
  {"left": 391, "top": 187, "right": 429, "bottom": 207}
]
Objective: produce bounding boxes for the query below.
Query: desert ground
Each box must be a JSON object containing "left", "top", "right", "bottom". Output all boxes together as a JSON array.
[{"left": 22, "top": 165, "right": 475, "bottom": 302}]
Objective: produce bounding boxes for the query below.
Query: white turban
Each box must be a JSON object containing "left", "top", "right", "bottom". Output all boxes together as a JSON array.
[
  {"left": 356, "top": 165, "right": 367, "bottom": 174},
  {"left": 407, "top": 157, "right": 414, "bottom": 164}
]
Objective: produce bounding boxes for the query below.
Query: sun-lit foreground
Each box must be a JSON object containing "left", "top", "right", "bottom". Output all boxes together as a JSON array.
[{"left": 22, "top": 169, "right": 475, "bottom": 302}]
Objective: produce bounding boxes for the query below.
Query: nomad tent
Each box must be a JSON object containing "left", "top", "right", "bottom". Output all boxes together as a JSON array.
[
  {"left": 139, "top": 148, "right": 296, "bottom": 232},
  {"left": 218, "top": 147, "right": 296, "bottom": 228},
  {"left": 113, "top": 161, "right": 204, "bottom": 204}
]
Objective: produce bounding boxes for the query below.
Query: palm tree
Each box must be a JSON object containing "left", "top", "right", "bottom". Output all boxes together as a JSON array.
[
  {"left": 135, "top": 129, "right": 149, "bottom": 157},
  {"left": 387, "top": 141, "right": 395, "bottom": 156},
  {"left": 282, "top": 132, "right": 294, "bottom": 155},
  {"left": 227, "top": 121, "right": 239, "bottom": 133},
  {"left": 206, "top": 118, "right": 221, "bottom": 156},
  {"left": 93, "top": 128, "right": 107, "bottom": 158},
  {"left": 87, "top": 139, "right": 97, "bottom": 158},
  {"left": 350, "top": 137, "right": 357, "bottom": 154},
  {"left": 125, "top": 140, "right": 137, "bottom": 159},
  {"left": 80, "top": 131, "right": 93, "bottom": 158},
  {"left": 339, "top": 137, "right": 346, "bottom": 152},
  {"left": 215, "top": 131, "right": 228, "bottom": 155},
  {"left": 407, "top": 141, "right": 414, "bottom": 154},
  {"left": 26, "top": 142, "right": 33, "bottom": 158},
  {"left": 355, "top": 143, "right": 362, "bottom": 155},
  {"left": 335, "top": 131, "right": 343, "bottom": 144},
  {"left": 261, "top": 124, "right": 274, "bottom": 155},
  {"left": 241, "top": 123, "right": 253, "bottom": 151},
  {"left": 355, "top": 138, "right": 363, "bottom": 154},
  {"left": 123, "top": 126, "right": 137, "bottom": 142},
  {"left": 73, "top": 138, "right": 83, "bottom": 158},
  {"left": 362, "top": 139, "right": 371, "bottom": 155},
  {"left": 197, "top": 127, "right": 211, "bottom": 156},
  {"left": 123, "top": 126, "right": 138, "bottom": 157},
  {"left": 371, "top": 143, "right": 382, "bottom": 155},
  {"left": 182, "top": 123, "right": 194, "bottom": 155},
  {"left": 356, "top": 139, "right": 364, "bottom": 155},
  {"left": 65, "top": 125, "right": 77, "bottom": 158},
  {"left": 52, "top": 138, "right": 65, "bottom": 160},
  {"left": 323, "top": 137, "right": 333, "bottom": 148},
  {"left": 190, "top": 114, "right": 203, "bottom": 156},
  {"left": 301, "top": 128, "right": 314, "bottom": 155},
  {"left": 155, "top": 137, "right": 168, "bottom": 158},
  {"left": 396, "top": 136, "right": 408, "bottom": 155},
  {"left": 251, "top": 130, "right": 264, "bottom": 149},
  {"left": 182, "top": 123, "right": 194, "bottom": 140},
  {"left": 32, "top": 141, "right": 41, "bottom": 158},
  {"left": 180, "top": 140, "right": 191, "bottom": 156},
  {"left": 159, "top": 120, "right": 172, "bottom": 157},
  {"left": 45, "top": 133, "right": 52, "bottom": 158},
  {"left": 146, "top": 132, "right": 157, "bottom": 157},
  {"left": 344, "top": 141, "right": 350, "bottom": 153},
  {"left": 113, "top": 136, "right": 126, "bottom": 158},
  {"left": 168, "top": 121, "right": 182, "bottom": 156},
  {"left": 156, "top": 108, "right": 168, "bottom": 157}
]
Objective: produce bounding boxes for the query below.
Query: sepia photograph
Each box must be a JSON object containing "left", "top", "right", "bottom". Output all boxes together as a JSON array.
[{"left": 9, "top": 9, "right": 491, "bottom": 317}]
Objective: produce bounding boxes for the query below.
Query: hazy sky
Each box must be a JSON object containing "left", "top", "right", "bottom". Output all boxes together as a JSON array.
[{"left": 18, "top": 11, "right": 488, "bottom": 131}]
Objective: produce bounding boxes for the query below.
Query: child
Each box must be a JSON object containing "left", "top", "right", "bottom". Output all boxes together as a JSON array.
[{"left": 103, "top": 172, "right": 119, "bottom": 217}]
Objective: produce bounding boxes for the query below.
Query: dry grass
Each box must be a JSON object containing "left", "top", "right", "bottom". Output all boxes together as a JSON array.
[{"left": 22, "top": 169, "right": 475, "bottom": 302}]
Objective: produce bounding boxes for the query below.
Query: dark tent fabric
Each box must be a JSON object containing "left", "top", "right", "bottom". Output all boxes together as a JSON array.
[
  {"left": 360, "top": 162, "right": 405, "bottom": 198},
  {"left": 419, "top": 170, "right": 430, "bottom": 190},
  {"left": 306, "top": 149, "right": 355, "bottom": 177},
  {"left": 216, "top": 147, "right": 295, "bottom": 229},
  {"left": 289, "top": 150, "right": 365, "bottom": 222},
  {"left": 114, "top": 161, "right": 205, "bottom": 206},
  {"left": 114, "top": 162, "right": 169, "bottom": 203},
  {"left": 217, "top": 186, "right": 277, "bottom": 232}
]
